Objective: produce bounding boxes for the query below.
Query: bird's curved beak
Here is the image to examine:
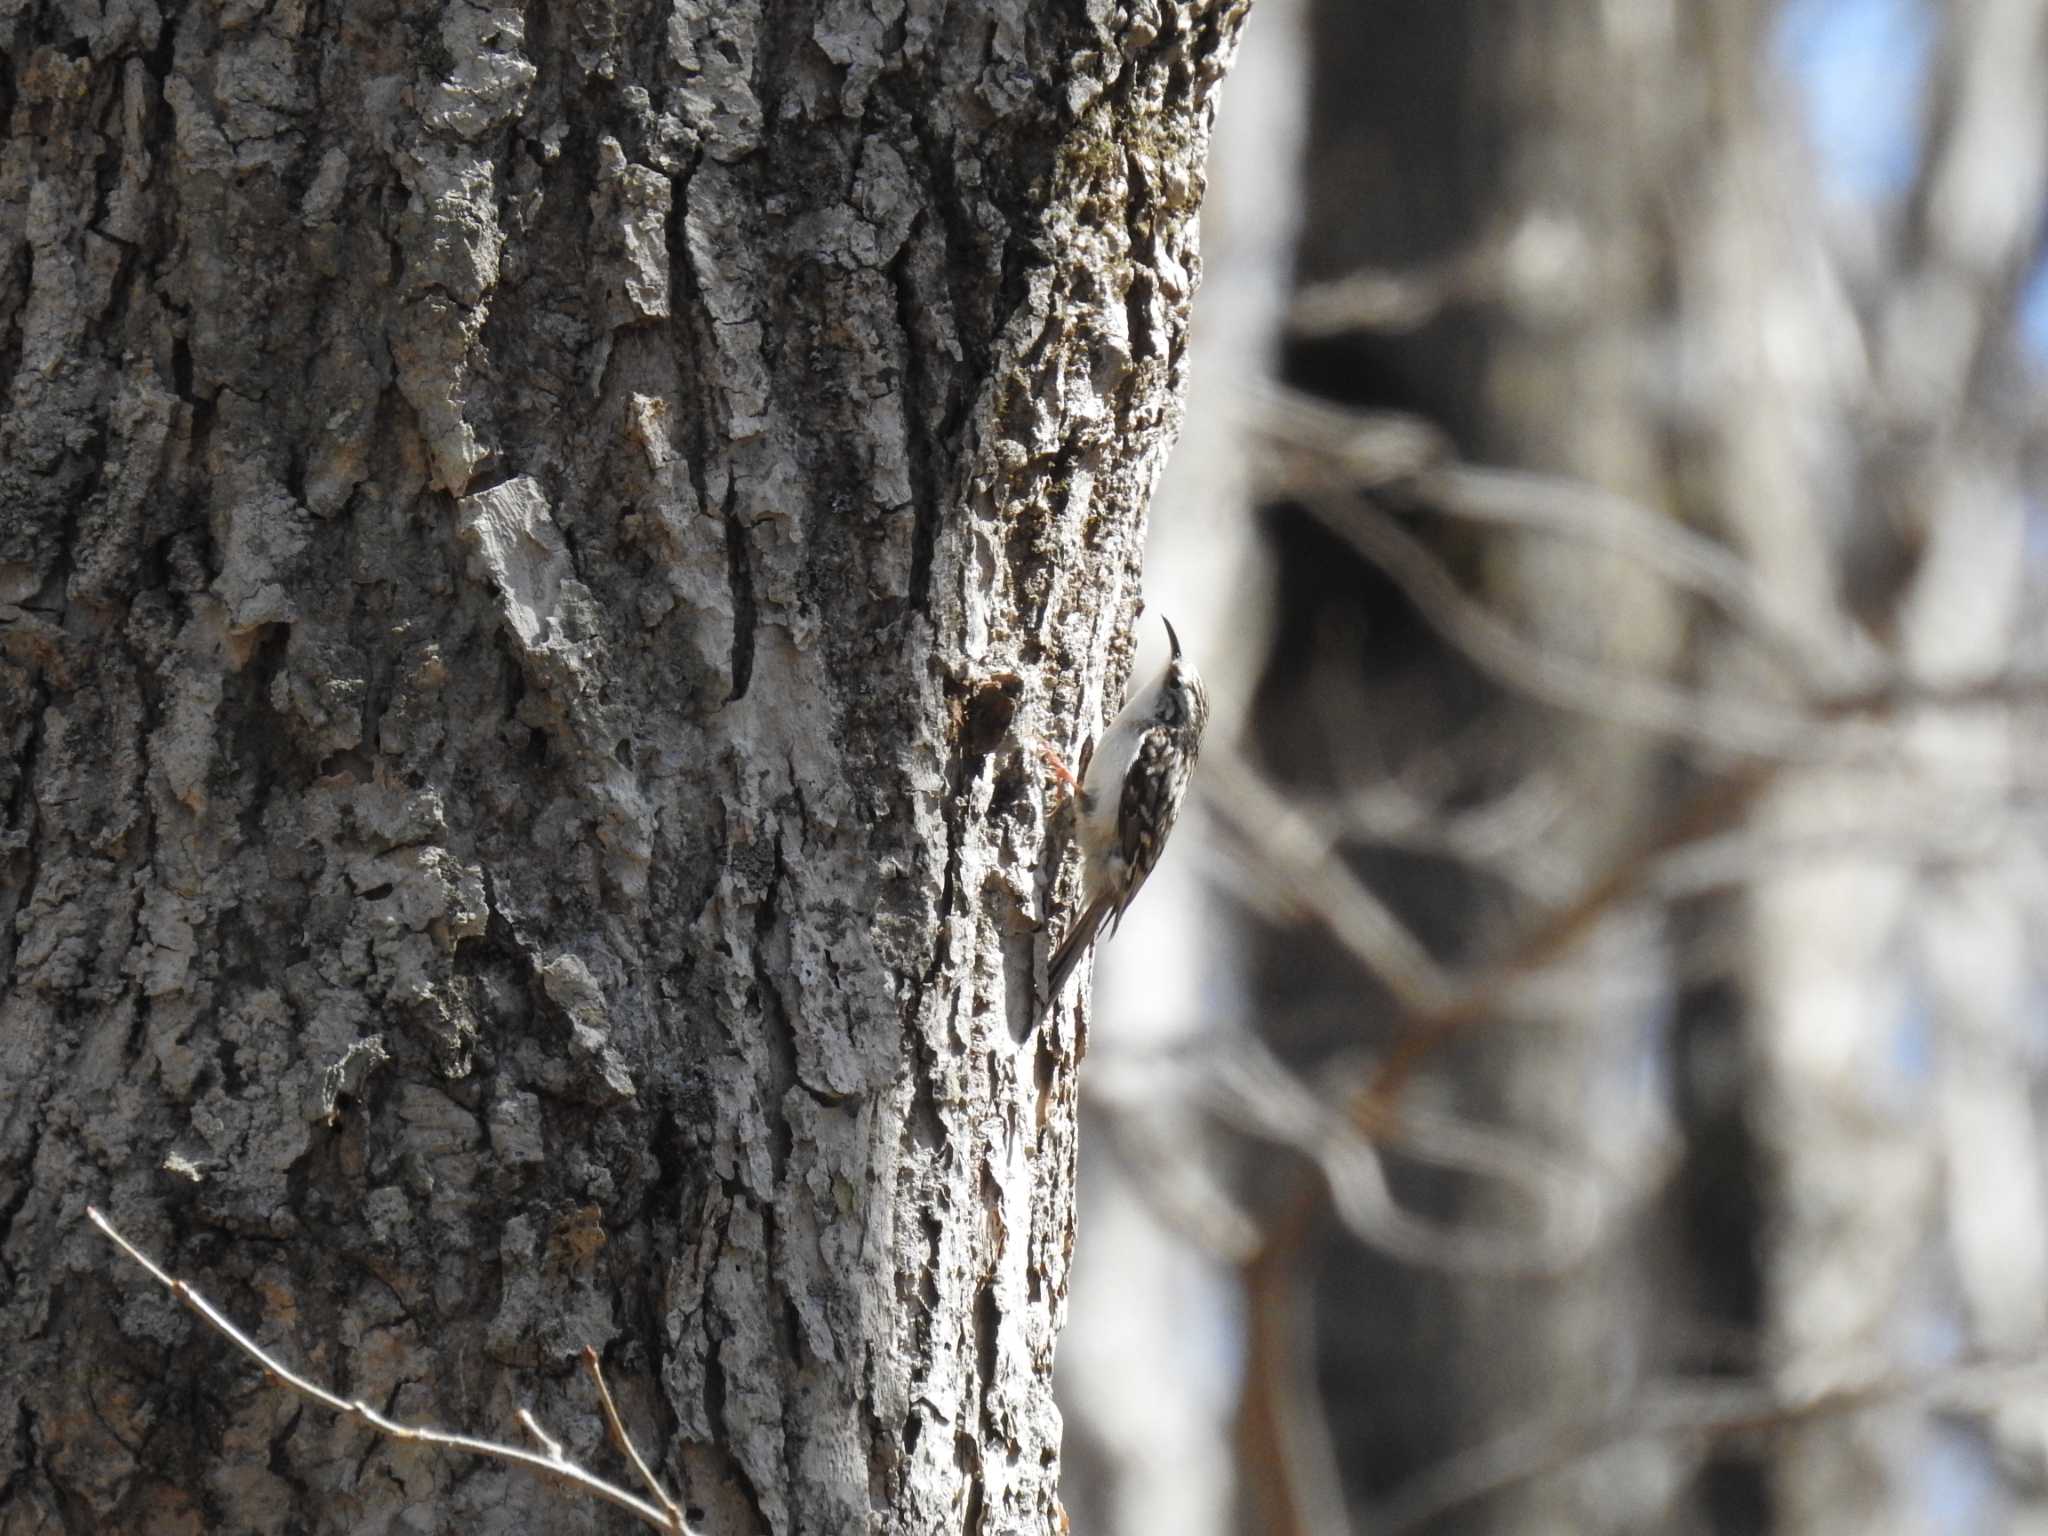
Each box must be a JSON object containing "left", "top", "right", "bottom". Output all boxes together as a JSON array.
[{"left": 1161, "top": 614, "right": 1181, "bottom": 662}]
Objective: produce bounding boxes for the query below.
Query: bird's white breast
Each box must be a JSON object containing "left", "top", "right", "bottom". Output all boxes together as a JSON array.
[{"left": 1075, "top": 674, "right": 1165, "bottom": 866}]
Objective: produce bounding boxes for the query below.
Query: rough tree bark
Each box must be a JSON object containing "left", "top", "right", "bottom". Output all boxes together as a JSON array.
[{"left": 0, "top": 0, "right": 1249, "bottom": 1529}]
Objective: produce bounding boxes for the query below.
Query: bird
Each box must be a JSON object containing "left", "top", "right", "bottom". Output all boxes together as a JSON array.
[{"left": 1044, "top": 614, "right": 1210, "bottom": 1012}]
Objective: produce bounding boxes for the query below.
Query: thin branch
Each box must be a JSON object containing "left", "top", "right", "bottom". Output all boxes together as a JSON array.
[
  {"left": 1235, "top": 381, "right": 1452, "bottom": 488},
  {"left": 1287, "top": 236, "right": 1502, "bottom": 338},
  {"left": 1422, "top": 463, "right": 1879, "bottom": 694},
  {"left": 1244, "top": 382, "right": 1881, "bottom": 692},
  {"left": 1193, "top": 1035, "right": 1602, "bottom": 1277},
  {"left": 1355, "top": 705, "right": 2048, "bottom": 1125},
  {"left": 1367, "top": 1350, "right": 2048, "bottom": 1536},
  {"left": 1298, "top": 489, "right": 1857, "bottom": 760},
  {"left": 1284, "top": 762, "right": 1576, "bottom": 902},
  {"left": 1359, "top": 756, "right": 1783, "bottom": 1126},
  {"left": 583, "top": 1345, "right": 689, "bottom": 1531},
  {"left": 1244, "top": 382, "right": 2048, "bottom": 728},
  {"left": 1094, "top": 1028, "right": 1602, "bottom": 1276},
  {"left": 1238, "top": 1237, "right": 1352, "bottom": 1536},
  {"left": 1202, "top": 752, "right": 1453, "bottom": 1014},
  {"left": 1173, "top": 759, "right": 1758, "bottom": 1535},
  {"left": 517, "top": 1408, "right": 565, "bottom": 1461},
  {"left": 1356, "top": 1100, "right": 1605, "bottom": 1276},
  {"left": 1082, "top": 1067, "right": 1265, "bottom": 1262},
  {"left": 1885, "top": 0, "right": 2048, "bottom": 416},
  {"left": 1644, "top": 810, "right": 2022, "bottom": 901},
  {"left": 87, "top": 1206, "right": 691, "bottom": 1535}
]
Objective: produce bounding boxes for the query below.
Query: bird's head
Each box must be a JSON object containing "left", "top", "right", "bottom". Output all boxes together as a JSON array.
[{"left": 1155, "top": 616, "right": 1209, "bottom": 734}]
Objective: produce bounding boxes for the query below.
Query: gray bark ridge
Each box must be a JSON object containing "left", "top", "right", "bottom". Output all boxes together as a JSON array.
[{"left": 0, "top": 0, "right": 1248, "bottom": 1531}]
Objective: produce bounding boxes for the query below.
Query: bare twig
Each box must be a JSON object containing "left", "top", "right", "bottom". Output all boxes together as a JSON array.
[
  {"left": 517, "top": 1408, "right": 566, "bottom": 1460},
  {"left": 1197, "top": 757, "right": 1766, "bottom": 1522},
  {"left": 1277, "top": 759, "right": 1575, "bottom": 902},
  {"left": 1886, "top": 0, "right": 2048, "bottom": 413},
  {"left": 86, "top": 1206, "right": 692, "bottom": 1535},
  {"left": 1083, "top": 1061, "right": 1266, "bottom": 1262},
  {"left": 1202, "top": 752, "right": 1453, "bottom": 1014},
  {"left": 1359, "top": 757, "right": 1783, "bottom": 1124},
  {"left": 1189, "top": 1033, "right": 1603, "bottom": 1277},
  {"left": 1287, "top": 239, "right": 1500, "bottom": 337},
  {"left": 583, "top": 1345, "right": 689, "bottom": 1530},
  {"left": 1367, "top": 1350, "right": 2048, "bottom": 1536},
  {"left": 1644, "top": 809, "right": 2019, "bottom": 901},
  {"left": 1422, "top": 463, "right": 1877, "bottom": 693},
  {"left": 1244, "top": 382, "right": 1879, "bottom": 691},
  {"left": 1092, "top": 1029, "right": 1603, "bottom": 1276},
  {"left": 1299, "top": 490, "right": 1853, "bottom": 760},
  {"left": 1245, "top": 382, "right": 2048, "bottom": 731}
]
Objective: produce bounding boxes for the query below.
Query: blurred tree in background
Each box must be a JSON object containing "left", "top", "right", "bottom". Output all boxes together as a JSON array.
[{"left": 1060, "top": 2, "right": 2048, "bottom": 1533}]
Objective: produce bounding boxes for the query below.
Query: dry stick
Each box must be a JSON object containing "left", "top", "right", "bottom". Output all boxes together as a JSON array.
[
  {"left": 1234, "top": 1240, "right": 1299, "bottom": 1536},
  {"left": 1250, "top": 387, "right": 2048, "bottom": 722},
  {"left": 1421, "top": 462, "right": 1863, "bottom": 692},
  {"left": 1233, "top": 1152, "right": 1333, "bottom": 1536},
  {"left": 517, "top": 1408, "right": 567, "bottom": 1461},
  {"left": 86, "top": 1207, "right": 692, "bottom": 1536},
  {"left": 583, "top": 1345, "right": 689, "bottom": 1530},
  {"left": 1204, "top": 754, "right": 1453, "bottom": 1015},
  {"left": 1216, "top": 522, "right": 1814, "bottom": 1526}
]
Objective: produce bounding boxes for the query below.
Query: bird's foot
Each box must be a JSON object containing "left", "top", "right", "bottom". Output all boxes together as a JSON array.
[{"left": 1037, "top": 742, "right": 1078, "bottom": 794}]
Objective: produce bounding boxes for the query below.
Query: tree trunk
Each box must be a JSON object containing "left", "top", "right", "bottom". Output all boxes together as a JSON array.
[
  {"left": 1258, "top": 1, "right": 1720, "bottom": 1529},
  {"left": 0, "top": 0, "right": 1249, "bottom": 1529}
]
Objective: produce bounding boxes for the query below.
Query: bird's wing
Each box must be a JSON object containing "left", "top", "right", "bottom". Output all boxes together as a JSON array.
[{"left": 1109, "top": 725, "right": 1178, "bottom": 936}]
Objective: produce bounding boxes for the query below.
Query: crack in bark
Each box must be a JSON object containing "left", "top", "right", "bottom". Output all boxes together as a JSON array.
[
  {"left": 751, "top": 821, "right": 795, "bottom": 1179},
  {"left": 700, "top": 1332, "right": 773, "bottom": 1531},
  {"left": 890, "top": 209, "right": 944, "bottom": 617},
  {"left": 0, "top": 670, "right": 53, "bottom": 983},
  {"left": 718, "top": 445, "right": 754, "bottom": 707}
]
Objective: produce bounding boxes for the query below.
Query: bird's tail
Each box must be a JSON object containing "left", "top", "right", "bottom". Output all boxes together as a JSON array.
[{"left": 1044, "top": 892, "right": 1113, "bottom": 1013}]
